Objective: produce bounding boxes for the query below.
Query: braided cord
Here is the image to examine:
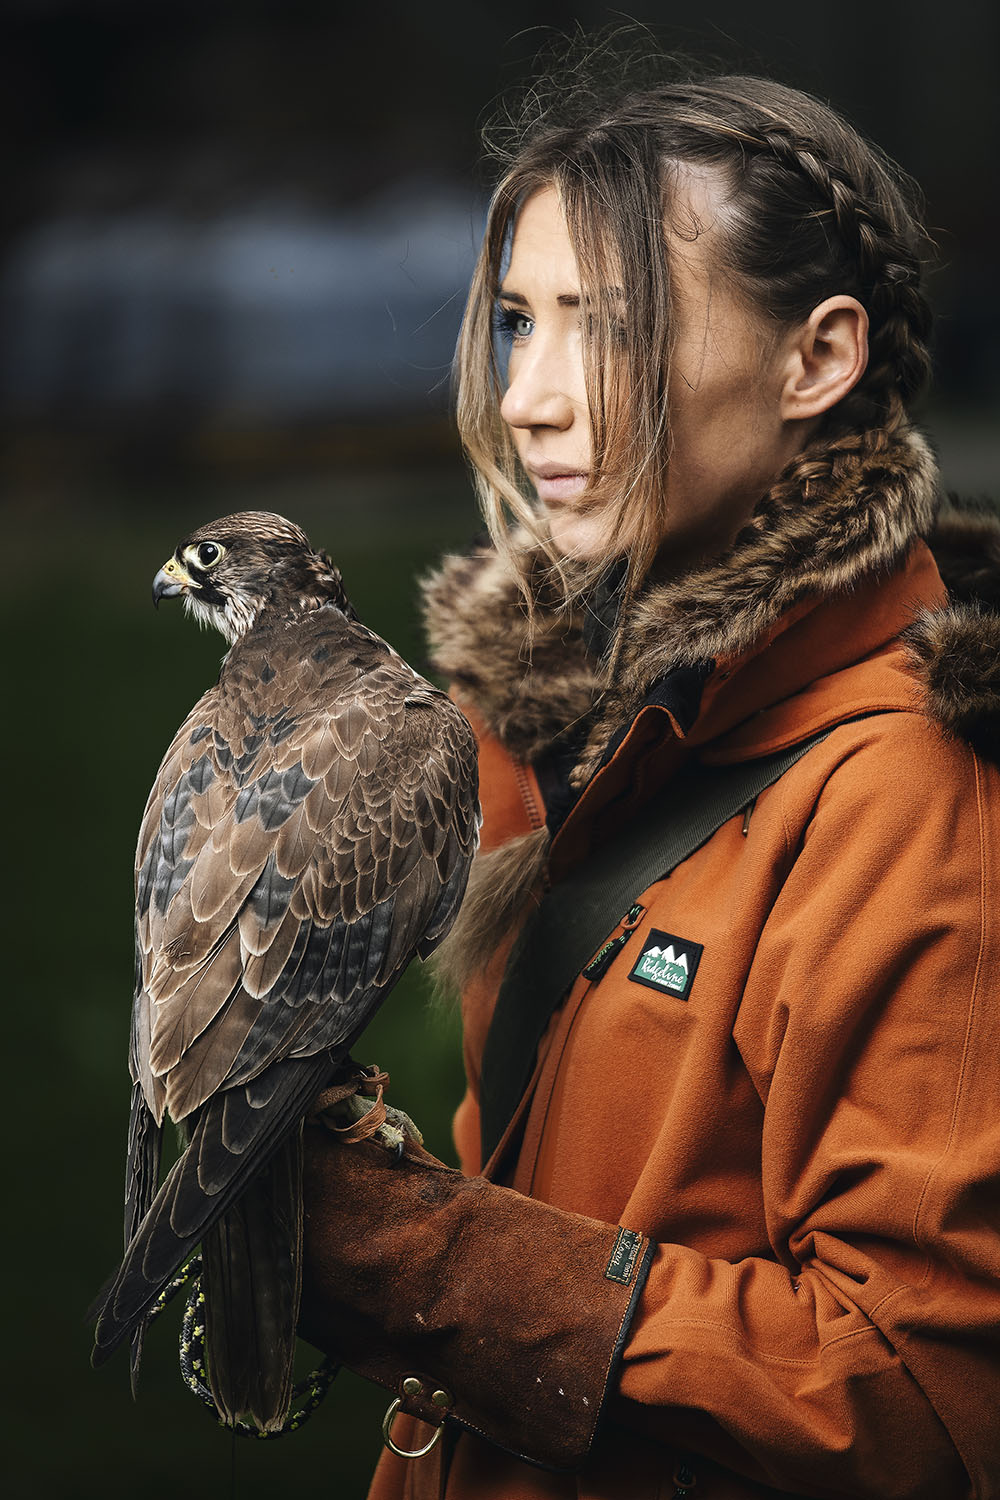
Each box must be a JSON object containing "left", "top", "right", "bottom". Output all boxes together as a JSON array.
[{"left": 149, "top": 1257, "right": 339, "bottom": 1439}]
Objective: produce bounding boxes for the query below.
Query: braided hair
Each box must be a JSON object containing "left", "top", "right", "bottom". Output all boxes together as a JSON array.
[
  {"left": 456, "top": 64, "right": 935, "bottom": 599},
  {"left": 637, "top": 80, "right": 933, "bottom": 430}
]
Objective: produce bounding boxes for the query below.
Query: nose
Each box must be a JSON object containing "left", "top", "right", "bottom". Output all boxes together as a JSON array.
[{"left": 499, "top": 335, "right": 578, "bottom": 433}]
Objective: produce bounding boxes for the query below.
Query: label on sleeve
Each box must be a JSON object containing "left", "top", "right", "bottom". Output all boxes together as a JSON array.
[{"left": 605, "top": 1227, "right": 644, "bottom": 1284}]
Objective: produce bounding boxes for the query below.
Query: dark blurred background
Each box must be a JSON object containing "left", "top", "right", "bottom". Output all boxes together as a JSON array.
[{"left": 4, "top": 1, "right": 997, "bottom": 1495}]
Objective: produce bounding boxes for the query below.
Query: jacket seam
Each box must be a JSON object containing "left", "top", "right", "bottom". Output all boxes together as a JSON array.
[
  {"left": 524, "top": 980, "right": 591, "bottom": 1198},
  {"left": 643, "top": 1314, "right": 882, "bottom": 1367},
  {"left": 779, "top": 761, "right": 794, "bottom": 857},
  {"left": 776, "top": 709, "right": 922, "bottom": 853},
  {"left": 867, "top": 1282, "right": 911, "bottom": 1321},
  {"left": 910, "top": 750, "right": 987, "bottom": 1264}
]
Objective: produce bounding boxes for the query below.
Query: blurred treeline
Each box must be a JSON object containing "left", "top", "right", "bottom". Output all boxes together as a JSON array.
[{"left": 3, "top": 2, "right": 997, "bottom": 1497}]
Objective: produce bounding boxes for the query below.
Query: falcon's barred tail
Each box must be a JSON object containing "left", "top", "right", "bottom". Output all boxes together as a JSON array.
[
  {"left": 201, "top": 1129, "right": 304, "bottom": 1430},
  {"left": 92, "top": 1053, "right": 334, "bottom": 1375},
  {"left": 124, "top": 1082, "right": 162, "bottom": 1392},
  {"left": 125, "top": 1085, "right": 163, "bottom": 1248}
]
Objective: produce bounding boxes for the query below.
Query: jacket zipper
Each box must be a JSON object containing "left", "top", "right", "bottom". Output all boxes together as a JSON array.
[
  {"left": 581, "top": 903, "right": 646, "bottom": 983},
  {"left": 513, "top": 759, "right": 545, "bottom": 831}
]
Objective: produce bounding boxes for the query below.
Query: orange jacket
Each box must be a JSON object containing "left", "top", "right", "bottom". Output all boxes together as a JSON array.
[{"left": 370, "top": 441, "right": 1000, "bottom": 1499}]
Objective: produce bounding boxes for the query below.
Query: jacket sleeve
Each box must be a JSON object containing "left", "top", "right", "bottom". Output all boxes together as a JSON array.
[{"left": 613, "top": 728, "right": 1000, "bottom": 1499}]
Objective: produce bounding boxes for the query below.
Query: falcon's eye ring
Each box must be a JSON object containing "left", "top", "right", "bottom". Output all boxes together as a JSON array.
[{"left": 184, "top": 541, "right": 225, "bottom": 570}]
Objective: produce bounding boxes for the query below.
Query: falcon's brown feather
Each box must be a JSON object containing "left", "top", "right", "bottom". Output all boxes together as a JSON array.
[
  {"left": 133, "top": 608, "right": 477, "bottom": 1124},
  {"left": 92, "top": 511, "right": 479, "bottom": 1431}
]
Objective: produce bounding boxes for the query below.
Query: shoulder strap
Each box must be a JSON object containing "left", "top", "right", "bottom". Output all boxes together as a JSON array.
[{"left": 479, "top": 730, "right": 832, "bottom": 1164}]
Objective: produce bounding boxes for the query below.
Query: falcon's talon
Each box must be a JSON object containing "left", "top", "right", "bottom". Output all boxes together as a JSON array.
[
  {"left": 384, "top": 1103, "right": 424, "bottom": 1147},
  {"left": 312, "top": 1078, "right": 424, "bottom": 1153},
  {"left": 375, "top": 1119, "right": 406, "bottom": 1154}
]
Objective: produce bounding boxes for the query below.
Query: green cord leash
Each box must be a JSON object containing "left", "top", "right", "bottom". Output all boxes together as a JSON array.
[{"left": 149, "top": 1256, "right": 339, "bottom": 1439}]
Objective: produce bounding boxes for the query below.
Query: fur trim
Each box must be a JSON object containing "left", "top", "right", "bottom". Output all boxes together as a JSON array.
[
  {"left": 430, "top": 826, "right": 551, "bottom": 997},
  {"left": 426, "top": 424, "right": 943, "bottom": 778},
  {"left": 621, "top": 427, "right": 939, "bottom": 671},
  {"left": 423, "top": 543, "right": 601, "bottom": 762},
  {"left": 570, "top": 424, "right": 940, "bottom": 782},
  {"left": 428, "top": 432, "right": 1000, "bottom": 980},
  {"left": 904, "top": 604, "right": 1000, "bottom": 760},
  {"left": 925, "top": 496, "right": 1000, "bottom": 611},
  {"left": 902, "top": 496, "right": 1000, "bottom": 762}
]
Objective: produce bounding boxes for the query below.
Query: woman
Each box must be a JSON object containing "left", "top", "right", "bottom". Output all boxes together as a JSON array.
[{"left": 300, "top": 65, "right": 1000, "bottom": 1500}]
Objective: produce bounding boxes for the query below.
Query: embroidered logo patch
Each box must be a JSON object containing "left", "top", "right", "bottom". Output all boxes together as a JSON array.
[{"left": 628, "top": 928, "right": 703, "bottom": 1000}]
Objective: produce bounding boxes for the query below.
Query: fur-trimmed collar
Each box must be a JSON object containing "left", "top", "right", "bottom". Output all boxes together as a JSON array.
[
  {"left": 904, "top": 497, "right": 1000, "bottom": 761},
  {"left": 425, "top": 424, "right": 1000, "bottom": 771}
]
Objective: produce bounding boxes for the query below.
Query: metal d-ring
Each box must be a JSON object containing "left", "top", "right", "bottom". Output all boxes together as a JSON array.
[{"left": 381, "top": 1396, "right": 444, "bottom": 1459}]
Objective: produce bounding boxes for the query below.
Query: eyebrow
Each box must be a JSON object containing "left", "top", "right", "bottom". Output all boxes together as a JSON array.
[{"left": 497, "top": 287, "right": 581, "bottom": 309}]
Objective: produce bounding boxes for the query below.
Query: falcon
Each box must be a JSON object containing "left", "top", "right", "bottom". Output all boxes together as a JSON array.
[{"left": 91, "top": 510, "right": 479, "bottom": 1431}]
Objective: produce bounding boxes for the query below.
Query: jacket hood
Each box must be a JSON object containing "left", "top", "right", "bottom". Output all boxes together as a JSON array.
[{"left": 425, "top": 425, "right": 1000, "bottom": 771}]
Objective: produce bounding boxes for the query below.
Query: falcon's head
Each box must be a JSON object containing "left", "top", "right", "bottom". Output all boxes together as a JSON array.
[{"left": 152, "top": 511, "right": 352, "bottom": 644}]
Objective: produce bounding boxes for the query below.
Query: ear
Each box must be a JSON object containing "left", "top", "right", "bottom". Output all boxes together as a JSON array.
[{"left": 780, "top": 296, "right": 869, "bottom": 421}]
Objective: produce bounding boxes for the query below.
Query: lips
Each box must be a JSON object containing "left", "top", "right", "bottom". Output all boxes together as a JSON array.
[{"left": 526, "top": 463, "right": 589, "bottom": 504}]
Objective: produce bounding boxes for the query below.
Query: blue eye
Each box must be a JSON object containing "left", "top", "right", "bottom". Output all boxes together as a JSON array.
[{"left": 493, "top": 305, "right": 534, "bottom": 344}]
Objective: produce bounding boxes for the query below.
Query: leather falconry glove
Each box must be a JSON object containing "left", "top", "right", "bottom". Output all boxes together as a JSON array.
[{"left": 299, "top": 1093, "right": 653, "bottom": 1472}]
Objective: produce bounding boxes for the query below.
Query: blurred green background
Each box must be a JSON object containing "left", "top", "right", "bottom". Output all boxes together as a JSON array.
[
  {"left": 4, "top": 1, "right": 998, "bottom": 1496},
  {"left": 6, "top": 462, "right": 476, "bottom": 1494},
  {"left": 6, "top": 462, "right": 476, "bottom": 1498}
]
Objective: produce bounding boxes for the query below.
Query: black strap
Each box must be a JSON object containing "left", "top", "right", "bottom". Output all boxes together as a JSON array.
[{"left": 479, "top": 730, "right": 832, "bottom": 1164}]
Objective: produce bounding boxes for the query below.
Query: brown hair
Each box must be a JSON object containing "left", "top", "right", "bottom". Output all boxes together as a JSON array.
[{"left": 455, "top": 60, "right": 934, "bottom": 605}]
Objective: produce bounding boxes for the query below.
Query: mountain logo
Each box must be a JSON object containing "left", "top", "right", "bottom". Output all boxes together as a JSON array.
[{"left": 628, "top": 928, "right": 704, "bottom": 1000}]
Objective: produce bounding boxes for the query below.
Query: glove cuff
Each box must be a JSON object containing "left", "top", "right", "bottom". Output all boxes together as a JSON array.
[
  {"left": 300, "top": 1129, "right": 653, "bottom": 1471},
  {"left": 382, "top": 1224, "right": 653, "bottom": 1470}
]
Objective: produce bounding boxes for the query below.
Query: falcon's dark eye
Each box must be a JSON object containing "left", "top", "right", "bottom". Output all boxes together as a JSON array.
[{"left": 197, "top": 542, "right": 222, "bottom": 568}]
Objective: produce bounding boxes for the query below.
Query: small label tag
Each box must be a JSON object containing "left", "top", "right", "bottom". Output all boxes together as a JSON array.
[
  {"left": 606, "top": 1227, "right": 643, "bottom": 1284},
  {"left": 628, "top": 928, "right": 704, "bottom": 1000}
]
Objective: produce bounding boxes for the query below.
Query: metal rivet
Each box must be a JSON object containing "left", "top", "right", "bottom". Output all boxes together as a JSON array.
[
  {"left": 431, "top": 1388, "right": 451, "bottom": 1408},
  {"left": 402, "top": 1376, "right": 423, "bottom": 1398}
]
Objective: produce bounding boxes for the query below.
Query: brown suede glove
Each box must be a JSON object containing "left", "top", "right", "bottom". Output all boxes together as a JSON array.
[{"left": 299, "top": 1117, "right": 653, "bottom": 1472}]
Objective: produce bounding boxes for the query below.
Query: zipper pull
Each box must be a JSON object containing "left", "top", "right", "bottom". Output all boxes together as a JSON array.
[
  {"left": 582, "top": 933, "right": 630, "bottom": 982},
  {"left": 582, "top": 904, "right": 646, "bottom": 983}
]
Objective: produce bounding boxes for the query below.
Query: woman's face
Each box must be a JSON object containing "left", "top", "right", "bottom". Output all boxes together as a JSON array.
[{"left": 497, "top": 182, "right": 808, "bottom": 567}]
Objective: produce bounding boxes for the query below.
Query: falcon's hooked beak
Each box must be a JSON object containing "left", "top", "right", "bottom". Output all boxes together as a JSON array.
[{"left": 152, "top": 557, "right": 196, "bottom": 608}]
